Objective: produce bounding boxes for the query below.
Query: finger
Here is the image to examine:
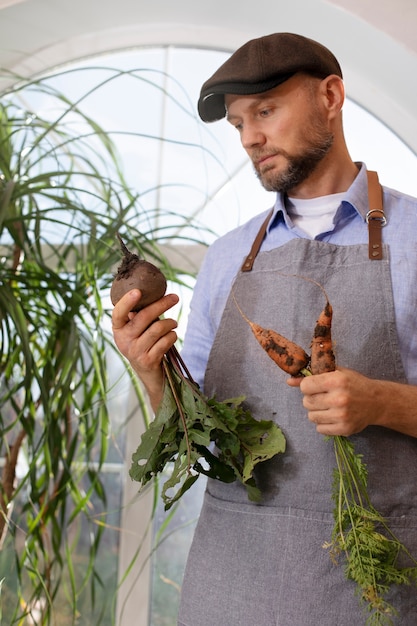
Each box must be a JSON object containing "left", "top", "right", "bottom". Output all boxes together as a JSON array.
[
  {"left": 302, "top": 388, "right": 330, "bottom": 411},
  {"left": 112, "top": 289, "right": 142, "bottom": 330},
  {"left": 130, "top": 293, "right": 179, "bottom": 332},
  {"left": 112, "top": 291, "right": 179, "bottom": 332},
  {"left": 286, "top": 376, "right": 303, "bottom": 388},
  {"left": 138, "top": 317, "right": 178, "bottom": 355},
  {"left": 144, "top": 329, "right": 178, "bottom": 366},
  {"left": 315, "top": 420, "right": 355, "bottom": 437},
  {"left": 299, "top": 373, "right": 331, "bottom": 394},
  {"left": 307, "top": 408, "right": 332, "bottom": 423},
  {"left": 315, "top": 423, "right": 340, "bottom": 436}
]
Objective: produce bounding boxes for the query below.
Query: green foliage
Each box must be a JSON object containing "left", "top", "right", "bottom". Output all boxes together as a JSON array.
[
  {"left": 0, "top": 74, "right": 201, "bottom": 624},
  {"left": 130, "top": 349, "right": 286, "bottom": 510},
  {"left": 326, "top": 436, "right": 417, "bottom": 625}
]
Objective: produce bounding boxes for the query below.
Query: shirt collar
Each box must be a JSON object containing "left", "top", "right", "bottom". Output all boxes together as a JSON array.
[
  {"left": 266, "top": 162, "right": 371, "bottom": 233},
  {"left": 341, "top": 162, "right": 372, "bottom": 221}
]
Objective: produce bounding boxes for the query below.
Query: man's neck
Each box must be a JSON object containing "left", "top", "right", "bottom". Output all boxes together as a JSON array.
[{"left": 289, "top": 155, "right": 359, "bottom": 200}]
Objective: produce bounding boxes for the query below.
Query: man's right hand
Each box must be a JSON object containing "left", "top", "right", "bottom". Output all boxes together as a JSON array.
[{"left": 111, "top": 289, "right": 179, "bottom": 411}]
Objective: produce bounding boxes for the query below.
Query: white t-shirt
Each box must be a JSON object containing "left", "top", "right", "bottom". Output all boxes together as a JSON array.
[{"left": 286, "top": 192, "right": 345, "bottom": 238}]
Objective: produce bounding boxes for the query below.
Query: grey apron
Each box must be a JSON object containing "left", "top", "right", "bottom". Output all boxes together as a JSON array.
[{"left": 177, "top": 238, "right": 417, "bottom": 626}]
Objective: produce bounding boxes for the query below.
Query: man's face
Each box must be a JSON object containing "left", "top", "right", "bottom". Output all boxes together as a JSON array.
[{"left": 225, "top": 74, "right": 334, "bottom": 194}]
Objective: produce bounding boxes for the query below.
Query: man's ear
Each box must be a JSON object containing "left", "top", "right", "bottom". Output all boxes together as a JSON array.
[{"left": 321, "top": 74, "right": 345, "bottom": 120}]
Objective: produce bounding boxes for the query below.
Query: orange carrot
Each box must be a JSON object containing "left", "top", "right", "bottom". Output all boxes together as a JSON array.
[
  {"left": 232, "top": 291, "right": 310, "bottom": 376},
  {"left": 248, "top": 321, "right": 310, "bottom": 376},
  {"left": 310, "top": 300, "right": 336, "bottom": 374}
]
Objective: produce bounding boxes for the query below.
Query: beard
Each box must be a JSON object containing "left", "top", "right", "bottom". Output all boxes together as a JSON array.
[{"left": 252, "top": 123, "right": 334, "bottom": 194}]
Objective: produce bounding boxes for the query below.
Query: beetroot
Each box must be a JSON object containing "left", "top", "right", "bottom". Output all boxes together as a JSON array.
[{"left": 110, "top": 234, "right": 167, "bottom": 312}]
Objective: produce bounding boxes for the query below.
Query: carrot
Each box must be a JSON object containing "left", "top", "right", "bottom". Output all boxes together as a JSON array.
[
  {"left": 310, "top": 300, "right": 336, "bottom": 374},
  {"left": 232, "top": 292, "right": 309, "bottom": 376},
  {"left": 248, "top": 321, "right": 310, "bottom": 376}
]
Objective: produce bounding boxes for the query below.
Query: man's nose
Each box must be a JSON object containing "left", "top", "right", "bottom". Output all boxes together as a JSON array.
[{"left": 240, "top": 124, "right": 266, "bottom": 150}]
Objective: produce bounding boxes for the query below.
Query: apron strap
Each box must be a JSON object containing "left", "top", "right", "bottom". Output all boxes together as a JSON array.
[
  {"left": 241, "top": 170, "right": 386, "bottom": 272},
  {"left": 366, "top": 170, "right": 386, "bottom": 260},
  {"left": 241, "top": 209, "right": 273, "bottom": 272}
]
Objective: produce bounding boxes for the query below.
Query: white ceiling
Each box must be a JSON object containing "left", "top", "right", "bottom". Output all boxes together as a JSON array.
[{"left": 0, "top": 0, "right": 416, "bottom": 153}]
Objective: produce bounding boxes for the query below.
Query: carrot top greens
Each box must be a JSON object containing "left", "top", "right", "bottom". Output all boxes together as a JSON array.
[{"left": 328, "top": 435, "right": 417, "bottom": 625}]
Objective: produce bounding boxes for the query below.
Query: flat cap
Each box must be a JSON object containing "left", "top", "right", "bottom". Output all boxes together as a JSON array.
[{"left": 198, "top": 32, "right": 342, "bottom": 122}]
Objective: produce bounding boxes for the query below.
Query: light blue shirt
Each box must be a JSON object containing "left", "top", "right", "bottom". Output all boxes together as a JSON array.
[{"left": 181, "top": 164, "right": 417, "bottom": 387}]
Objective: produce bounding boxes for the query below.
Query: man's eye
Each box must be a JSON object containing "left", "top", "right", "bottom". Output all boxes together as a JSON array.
[{"left": 259, "top": 109, "right": 271, "bottom": 117}]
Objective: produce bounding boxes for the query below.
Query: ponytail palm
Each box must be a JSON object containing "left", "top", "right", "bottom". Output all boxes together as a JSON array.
[{"left": 0, "top": 75, "right": 199, "bottom": 625}]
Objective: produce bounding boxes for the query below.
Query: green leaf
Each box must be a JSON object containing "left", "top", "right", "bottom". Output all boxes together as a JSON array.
[
  {"left": 129, "top": 356, "right": 286, "bottom": 509},
  {"left": 162, "top": 472, "right": 199, "bottom": 511},
  {"left": 187, "top": 427, "right": 211, "bottom": 447},
  {"left": 238, "top": 418, "right": 286, "bottom": 482}
]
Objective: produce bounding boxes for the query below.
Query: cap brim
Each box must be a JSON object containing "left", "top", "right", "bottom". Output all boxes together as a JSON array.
[{"left": 198, "top": 73, "right": 295, "bottom": 122}]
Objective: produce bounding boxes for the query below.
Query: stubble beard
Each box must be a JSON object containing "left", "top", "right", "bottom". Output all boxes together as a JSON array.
[{"left": 253, "top": 127, "right": 334, "bottom": 194}]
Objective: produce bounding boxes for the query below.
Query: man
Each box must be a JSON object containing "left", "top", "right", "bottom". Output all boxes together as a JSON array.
[{"left": 112, "top": 33, "right": 417, "bottom": 625}]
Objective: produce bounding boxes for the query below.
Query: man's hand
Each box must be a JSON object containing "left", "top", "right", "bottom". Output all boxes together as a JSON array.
[
  {"left": 112, "top": 289, "right": 179, "bottom": 411},
  {"left": 287, "top": 367, "right": 417, "bottom": 438}
]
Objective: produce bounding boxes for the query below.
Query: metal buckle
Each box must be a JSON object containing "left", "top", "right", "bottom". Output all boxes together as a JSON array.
[{"left": 366, "top": 209, "right": 387, "bottom": 226}]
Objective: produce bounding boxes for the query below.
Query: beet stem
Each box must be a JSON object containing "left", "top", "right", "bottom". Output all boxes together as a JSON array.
[{"left": 116, "top": 232, "right": 133, "bottom": 258}]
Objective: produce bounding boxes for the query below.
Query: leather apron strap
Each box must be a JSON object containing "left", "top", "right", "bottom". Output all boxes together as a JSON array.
[
  {"left": 241, "top": 170, "right": 386, "bottom": 272},
  {"left": 240, "top": 209, "right": 272, "bottom": 272},
  {"left": 366, "top": 170, "right": 386, "bottom": 259}
]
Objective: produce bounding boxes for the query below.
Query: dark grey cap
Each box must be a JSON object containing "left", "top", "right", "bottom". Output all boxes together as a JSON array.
[{"left": 198, "top": 32, "right": 342, "bottom": 122}]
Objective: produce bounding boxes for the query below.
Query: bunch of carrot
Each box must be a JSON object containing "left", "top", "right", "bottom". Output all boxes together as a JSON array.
[{"left": 236, "top": 292, "right": 417, "bottom": 626}]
